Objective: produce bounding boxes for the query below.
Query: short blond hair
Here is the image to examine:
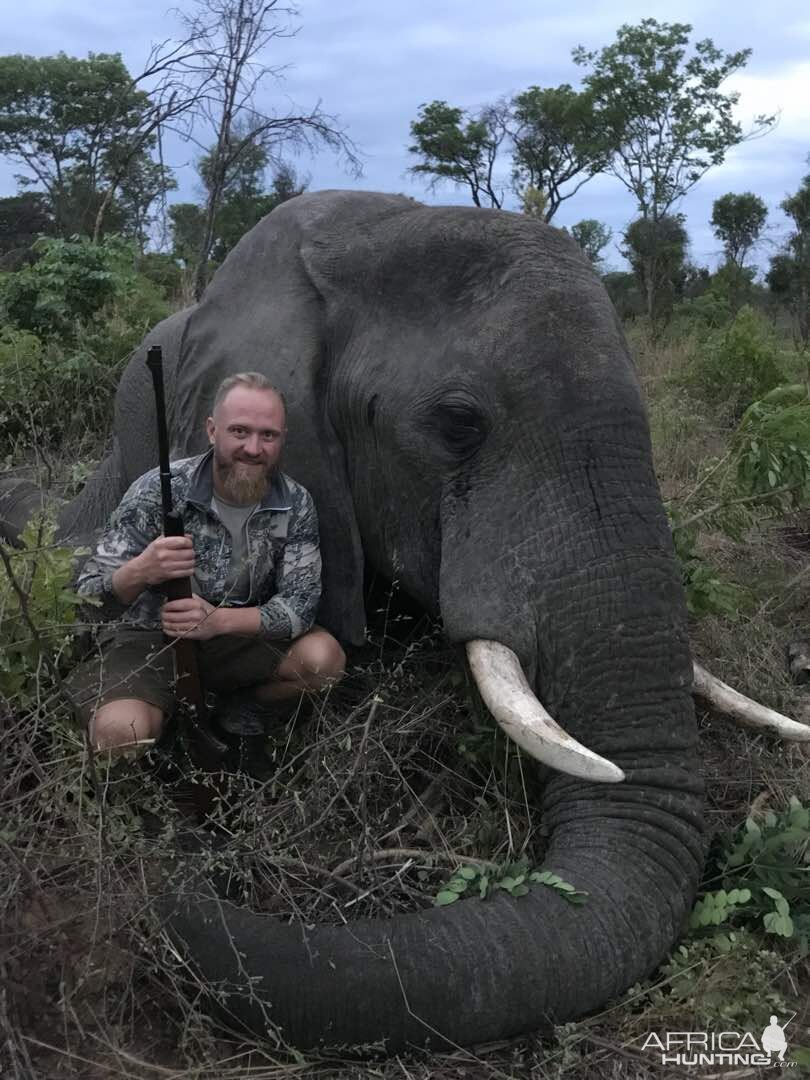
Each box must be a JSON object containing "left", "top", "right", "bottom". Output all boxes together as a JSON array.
[{"left": 212, "top": 372, "right": 287, "bottom": 417}]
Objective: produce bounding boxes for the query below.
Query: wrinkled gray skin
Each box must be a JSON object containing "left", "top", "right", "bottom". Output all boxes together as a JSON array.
[{"left": 0, "top": 192, "right": 704, "bottom": 1052}]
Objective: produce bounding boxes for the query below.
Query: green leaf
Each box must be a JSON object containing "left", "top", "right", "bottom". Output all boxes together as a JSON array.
[
  {"left": 435, "top": 890, "right": 460, "bottom": 906},
  {"left": 458, "top": 866, "right": 478, "bottom": 880}
]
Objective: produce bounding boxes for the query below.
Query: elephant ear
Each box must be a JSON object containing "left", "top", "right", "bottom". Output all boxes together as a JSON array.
[{"left": 172, "top": 191, "right": 417, "bottom": 646}]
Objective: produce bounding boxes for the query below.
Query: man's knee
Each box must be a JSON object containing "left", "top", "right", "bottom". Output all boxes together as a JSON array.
[
  {"left": 280, "top": 629, "right": 346, "bottom": 689},
  {"left": 89, "top": 698, "right": 163, "bottom": 752}
]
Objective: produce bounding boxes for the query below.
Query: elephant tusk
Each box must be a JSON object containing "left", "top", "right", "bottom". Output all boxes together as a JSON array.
[
  {"left": 692, "top": 662, "right": 810, "bottom": 741},
  {"left": 465, "top": 640, "right": 625, "bottom": 783}
]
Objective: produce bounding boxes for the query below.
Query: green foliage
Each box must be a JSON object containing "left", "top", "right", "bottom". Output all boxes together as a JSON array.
[
  {"left": 0, "top": 514, "right": 88, "bottom": 704},
  {"left": 510, "top": 84, "right": 610, "bottom": 221},
  {"left": 623, "top": 214, "right": 689, "bottom": 323},
  {"left": 0, "top": 234, "right": 139, "bottom": 337},
  {"left": 768, "top": 175, "right": 810, "bottom": 348},
  {"left": 570, "top": 219, "right": 612, "bottom": 266},
  {"left": 734, "top": 384, "right": 810, "bottom": 507},
  {"left": 408, "top": 100, "right": 506, "bottom": 209},
  {"left": 711, "top": 192, "right": 768, "bottom": 269},
  {"left": 0, "top": 236, "right": 168, "bottom": 446},
  {"left": 0, "top": 193, "right": 54, "bottom": 260},
  {"left": 668, "top": 508, "right": 746, "bottom": 617},
  {"left": 0, "top": 52, "right": 166, "bottom": 240},
  {"left": 573, "top": 20, "right": 771, "bottom": 223},
  {"left": 689, "top": 798, "right": 810, "bottom": 952},
  {"left": 434, "top": 859, "right": 587, "bottom": 907},
  {"left": 648, "top": 931, "right": 788, "bottom": 1029},
  {"left": 688, "top": 305, "right": 784, "bottom": 414},
  {"left": 170, "top": 162, "right": 306, "bottom": 269}
]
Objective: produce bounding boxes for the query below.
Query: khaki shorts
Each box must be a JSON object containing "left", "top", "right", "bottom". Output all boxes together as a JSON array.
[{"left": 67, "top": 627, "right": 293, "bottom": 723}]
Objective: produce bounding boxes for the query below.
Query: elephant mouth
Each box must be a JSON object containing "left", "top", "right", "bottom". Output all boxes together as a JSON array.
[{"left": 467, "top": 640, "right": 810, "bottom": 781}]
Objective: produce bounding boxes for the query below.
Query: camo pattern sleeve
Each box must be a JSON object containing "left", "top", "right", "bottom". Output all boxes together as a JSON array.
[
  {"left": 258, "top": 483, "right": 322, "bottom": 640},
  {"left": 75, "top": 468, "right": 163, "bottom": 608}
]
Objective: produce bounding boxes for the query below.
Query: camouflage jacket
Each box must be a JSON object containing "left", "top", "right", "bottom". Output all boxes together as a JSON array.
[{"left": 76, "top": 449, "right": 321, "bottom": 640}]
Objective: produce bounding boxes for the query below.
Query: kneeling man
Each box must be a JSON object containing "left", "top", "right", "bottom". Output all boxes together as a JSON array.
[{"left": 71, "top": 371, "right": 345, "bottom": 768}]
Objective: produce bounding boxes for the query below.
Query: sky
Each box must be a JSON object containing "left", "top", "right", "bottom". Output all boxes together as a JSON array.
[{"left": 2, "top": 0, "right": 809, "bottom": 272}]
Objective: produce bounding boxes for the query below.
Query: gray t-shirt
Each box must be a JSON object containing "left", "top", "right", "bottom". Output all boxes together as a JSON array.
[{"left": 209, "top": 493, "right": 259, "bottom": 603}]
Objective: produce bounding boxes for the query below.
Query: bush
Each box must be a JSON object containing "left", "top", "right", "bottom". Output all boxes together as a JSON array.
[
  {"left": 687, "top": 305, "right": 784, "bottom": 416},
  {"left": 0, "top": 235, "right": 135, "bottom": 337},
  {"left": 0, "top": 236, "right": 169, "bottom": 449},
  {"left": 734, "top": 384, "right": 810, "bottom": 507}
]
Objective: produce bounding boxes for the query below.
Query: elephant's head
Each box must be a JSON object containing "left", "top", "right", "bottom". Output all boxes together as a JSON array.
[
  {"left": 1, "top": 192, "right": 708, "bottom": 1049},
  {"left": 150, "top": 192, "right": 705, "bottom": 1049}
]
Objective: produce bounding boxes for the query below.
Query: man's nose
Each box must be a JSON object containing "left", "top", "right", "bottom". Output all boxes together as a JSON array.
[{"left": 244, "top": 433, "right": 262, "bottom": 455}]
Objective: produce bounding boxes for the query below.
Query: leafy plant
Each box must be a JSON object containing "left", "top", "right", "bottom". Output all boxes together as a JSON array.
[
  {"left": 689, "top": 798, "right": 810, "bottom": 952},
  {"left": 435, "top": 859, "right": 587, "bottom": 906},
  {"left": 734, "top": 384, "right": 810, "bottom": 507},
  {"left": 0, "top": 234, "right": 136, "bottom": 336},
  {"left": 687, "top": 305, "right": 784, "bottom": 415},
  {"left": 0, "top": 513, "right": 89, "bottom": 704},
  {"left": 668, "top": 508, "right": 746, "bottom": 617}
]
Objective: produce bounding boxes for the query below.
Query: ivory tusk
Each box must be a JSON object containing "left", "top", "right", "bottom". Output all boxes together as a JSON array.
[
  {"left": 692, "top": 662, "right": 810, "bottom": 742},
  {"left": 466, "top": 639, "right": 625, "bottom": 783}
]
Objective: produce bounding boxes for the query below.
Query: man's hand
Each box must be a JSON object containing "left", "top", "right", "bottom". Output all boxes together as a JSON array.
[
  {"left": 138, "top": 535, "right": 195, "bottom": 585},
  {"left": 112, "top": 536, "right": 195, "bottom": 605},
  {"left": 162, "top": 595, "right": 221, "bottom": 640}
]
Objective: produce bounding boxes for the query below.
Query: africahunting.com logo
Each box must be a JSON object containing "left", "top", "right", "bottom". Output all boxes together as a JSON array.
[{"left": 642, "top": 1014, "right": 796, "bottom": 1068}]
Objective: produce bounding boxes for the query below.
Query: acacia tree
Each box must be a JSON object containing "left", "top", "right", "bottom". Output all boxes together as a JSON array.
[
  {"left": 711, "top": 192, "right": 768, "bottom": 269},
  {"left": 408, "top": 100, "right": 509, "bottom": 209},
  {"left": 510, "top": 85, "right": 612, "bottom": 221},
  {"left": 169, "top": 0, "right": 359, "bottom": 299},
  {"left": 573, "top": 19, "right": 772, "bottom": 318}
]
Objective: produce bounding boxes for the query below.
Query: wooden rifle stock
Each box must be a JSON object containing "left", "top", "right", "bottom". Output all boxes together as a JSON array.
[{"left": 145, "top": 345, "right": 226, "bottom": 770}]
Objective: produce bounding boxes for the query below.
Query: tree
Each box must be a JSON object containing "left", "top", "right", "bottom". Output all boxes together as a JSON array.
[
  {"left": 767, "top": 175, "right": 810, "bottom": 348},
  {"left": 574, "top": 21, "right": 772, "bottom": 223},
  {"left": 622, "top": 214, "right": 689, "bottom": 324},
  {"left": 574, "top": 19, "right": 772, "bottom": 318},
  {"left": 170, "top": 160, "right": 306, "bottom": 267},
  {"left": 711, "top": 192, "right": 768, "bottom": 269},
  {"left": 510, "top": 85, "right": 612, "bottom": 221},
  {"left": 169, "top": 0, "right": 358, "bottom": 299},
  {"left": 570, "top": 219, "right": 613, "bottom": 267},
  {"left": 0, "top": 193, "right": 53, "bottom": 261},
  {"left": 0, "top": 51, "right": 191, "bottom": 242},
  {"left": 408, "top": 100, "right": 508, "bottom": 208}
]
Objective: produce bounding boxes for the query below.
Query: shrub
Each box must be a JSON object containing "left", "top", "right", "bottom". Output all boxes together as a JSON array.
[
  {"left": 0, "top": 235, "right": 135, "bottom": 337},
  {"left": 0, "top": 236, "right": 169, "bottom": 449},
  {"left": 0, "top": 513, "right": 88, "bottom": 704},
  {"left": 688, "top": 305, "right": 784, "bottom": 416},
  {"left": 734, "top": 384, "right": 810, "bottom": 507}
]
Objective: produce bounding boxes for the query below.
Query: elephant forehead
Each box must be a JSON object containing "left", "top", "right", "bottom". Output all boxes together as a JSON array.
[{"left": 305, "top": 202, "right": 596, "bottom": 308}]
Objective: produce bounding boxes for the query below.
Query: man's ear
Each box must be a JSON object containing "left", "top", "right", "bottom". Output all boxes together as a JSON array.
[
  {"left": 205, "top": 416, "right": 215, "bottom": 445},
  {"left": 171, "top": 195, "right": 415, "bottom": 646}
]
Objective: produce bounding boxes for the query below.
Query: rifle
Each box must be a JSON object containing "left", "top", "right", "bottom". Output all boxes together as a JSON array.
[{"left": 145, "top": 345, "right": 227, "bottom": 773}]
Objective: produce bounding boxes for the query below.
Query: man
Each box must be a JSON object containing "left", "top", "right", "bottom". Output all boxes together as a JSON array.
[{"left": 70, "top": 371, "right": 345, "bottom": 770}]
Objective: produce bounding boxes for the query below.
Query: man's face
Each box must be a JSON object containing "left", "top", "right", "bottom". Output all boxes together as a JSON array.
[{"left": 206, "top": 385, "right": 287, "bottom": 504}]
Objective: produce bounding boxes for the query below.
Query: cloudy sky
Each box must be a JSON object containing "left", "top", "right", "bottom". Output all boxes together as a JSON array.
[{"left": 2, "top": 0, "right": 809, "bottom": 270}]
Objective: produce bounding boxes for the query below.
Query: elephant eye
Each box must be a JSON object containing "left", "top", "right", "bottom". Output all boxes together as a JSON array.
[{"left": 434, "top": 400, "right": 489, "bottom": 455}]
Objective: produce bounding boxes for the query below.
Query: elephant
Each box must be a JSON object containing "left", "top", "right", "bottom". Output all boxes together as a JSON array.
[{"left": 0, "top": 190, "right": 806, "bottom": 1052}]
